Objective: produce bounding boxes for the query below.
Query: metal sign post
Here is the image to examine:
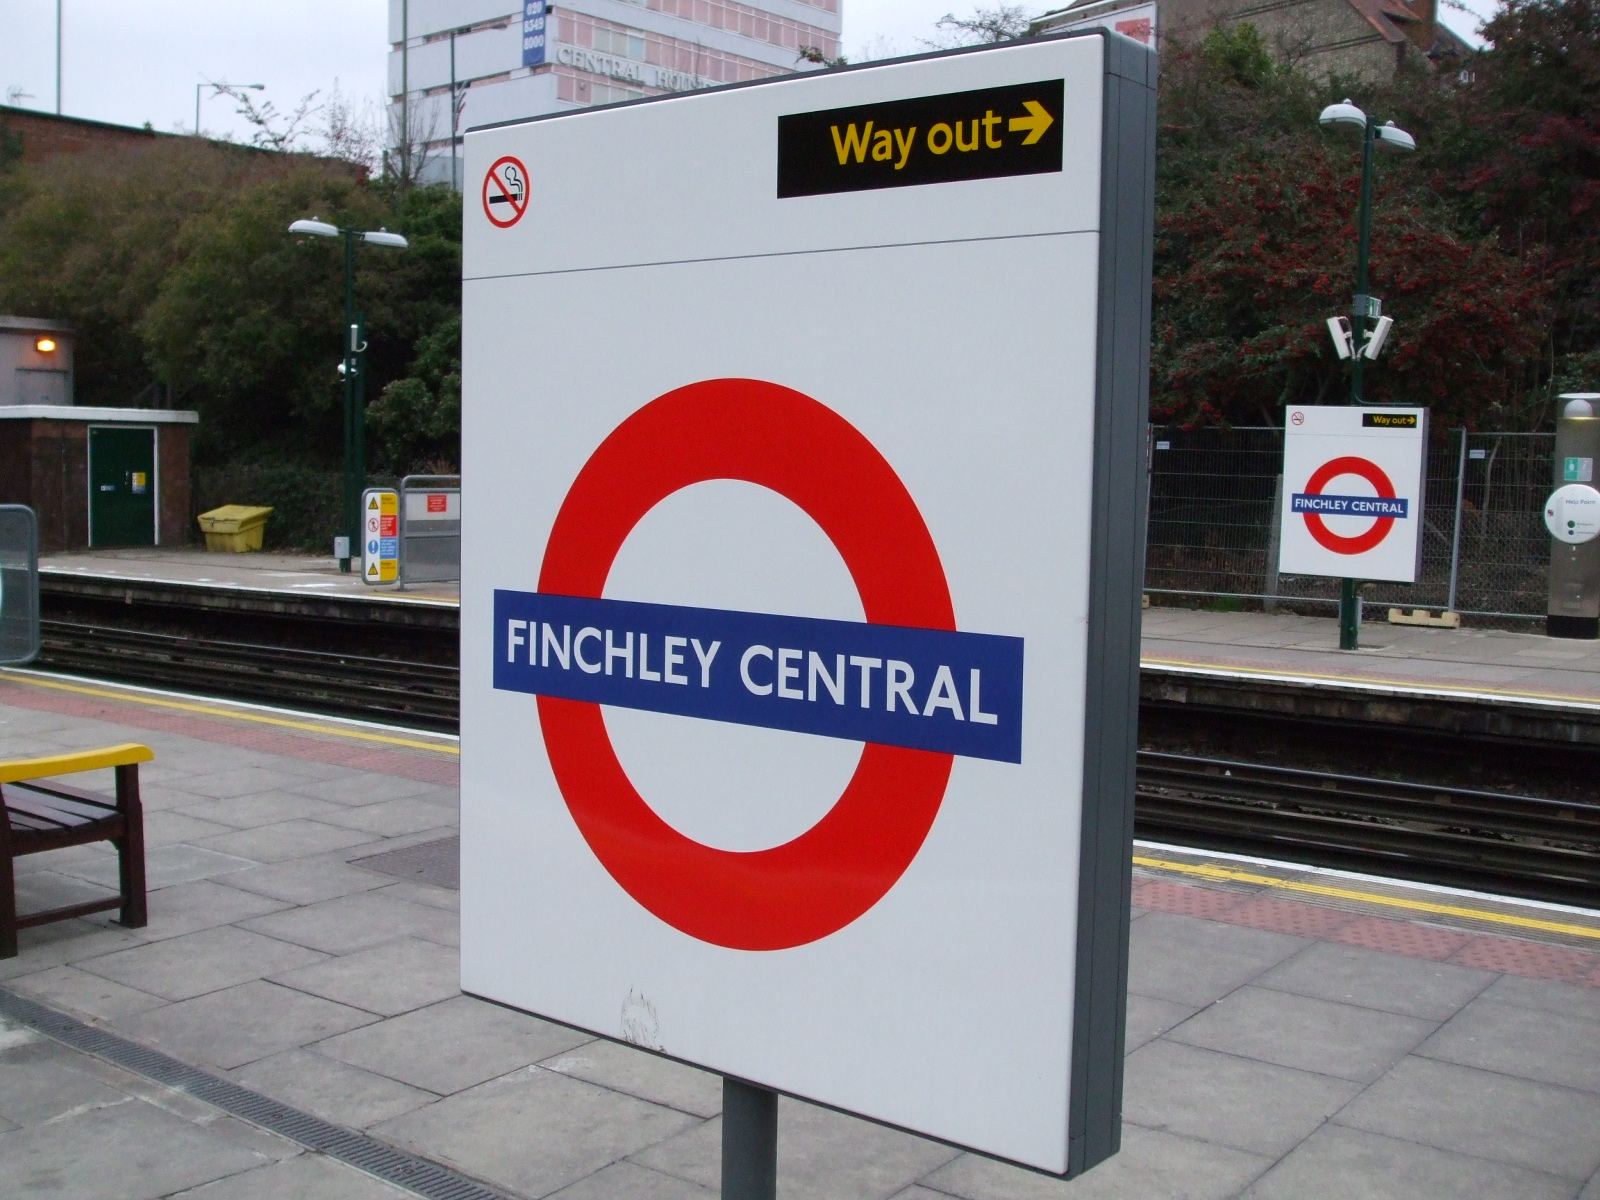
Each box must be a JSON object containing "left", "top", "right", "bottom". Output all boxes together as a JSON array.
[{"left": 461, "top": 32, "right": 1154, "bottom": 1183}]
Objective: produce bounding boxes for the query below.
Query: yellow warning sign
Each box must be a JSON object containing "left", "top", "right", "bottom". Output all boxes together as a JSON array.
[{"left": 362, "top": 488, "right": 400, "bottom": 585}]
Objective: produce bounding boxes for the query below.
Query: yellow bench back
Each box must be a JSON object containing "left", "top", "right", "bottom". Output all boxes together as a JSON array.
[{"left": 0, "top": 743, "right": 154, "bottom": 785}]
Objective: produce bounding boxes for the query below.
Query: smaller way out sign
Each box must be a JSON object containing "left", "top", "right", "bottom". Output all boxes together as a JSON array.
[{"left": 777, "top": 80, "right": 1063, "bottom": 197}]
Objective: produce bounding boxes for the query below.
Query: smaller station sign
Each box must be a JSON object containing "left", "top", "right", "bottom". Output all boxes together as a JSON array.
[
  {"left": 362, "top": 488, "right": 399, "bottom": 584},
  {"left": 1278, "top": 406, "right": 1428, "bottom": 583}
]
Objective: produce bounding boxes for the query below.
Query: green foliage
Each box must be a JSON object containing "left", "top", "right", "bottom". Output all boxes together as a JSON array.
[
  {"left": 1152, "top": 26, "right": 1556, "bottom": 429},
  {"left": 0, "top": 140, "right": 460, "bottom": 467},
  {"left": 367, "top": 314, "right": 460, "bottom": 472}
]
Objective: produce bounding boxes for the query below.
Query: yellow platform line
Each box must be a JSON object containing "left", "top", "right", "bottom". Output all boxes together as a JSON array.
[
  {"left": 0, "top": 672, "right": 459, "bottom": 757},
  {"left": 1142, "top": 655, "right": 1600, "bottom": 709},
  {"left": 1136, "top": 854, "right": 1600, "bottom": 942}
]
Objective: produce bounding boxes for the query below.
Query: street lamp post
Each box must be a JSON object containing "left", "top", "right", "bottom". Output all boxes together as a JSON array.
[
  {"left": 287, "top": 219, "right": 409, "bottom": 571},
  {"left": 448, "top": 20, "right": 511, "bottom": 191},
  {"left": 195, "top": 81, "right": 264, "bottom": 137},
  {"left": 1318, "top": 99, "right": 1416, "bottom": 650}
]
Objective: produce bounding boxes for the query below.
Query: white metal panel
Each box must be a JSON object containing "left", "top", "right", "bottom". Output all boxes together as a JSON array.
[
  {"left": 460, "top": 37, "right": 1132, "bottom": 1175},
  {"left": 1278, "top": 406, "right": 1429, "bottom": 583}
]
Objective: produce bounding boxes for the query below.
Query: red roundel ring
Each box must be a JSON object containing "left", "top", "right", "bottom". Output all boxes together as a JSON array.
[
  {"left": 1301, "top": 456, "right": 1398, "bottom": 555},
  {"left": 536, "top": 378, "right": 956, "bottom": 951}
]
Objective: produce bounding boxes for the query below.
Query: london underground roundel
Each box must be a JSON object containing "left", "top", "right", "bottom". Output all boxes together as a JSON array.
[
  {"left": 1297, "top": 456, "right": 1402, "bottom": 555},
  {"left": 522, "top": 379, "right": 972, "bottom": 951}
]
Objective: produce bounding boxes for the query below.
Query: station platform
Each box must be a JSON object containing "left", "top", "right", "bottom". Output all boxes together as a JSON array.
[
  {"left": 1144, "top": 605, "right": 1600, "bottom": 711},
  {"left": 41, "top": 551, "right": 1600, "bottom": 707},
  {"left": 0, "top": 675, "right": 1597, "bottom": 1199},
  {"left": 41, "top": 548, "right": 460, "bottom": 605}
]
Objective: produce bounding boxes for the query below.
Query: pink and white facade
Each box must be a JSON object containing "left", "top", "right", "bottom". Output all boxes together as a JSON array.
[{"left": 388, "top": 0, "right": 840, "bottom": 185}]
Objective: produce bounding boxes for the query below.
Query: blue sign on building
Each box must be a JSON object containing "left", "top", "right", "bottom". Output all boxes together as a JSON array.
[{"left": 522, "top": 0, "right": 548, "bottom": 67}]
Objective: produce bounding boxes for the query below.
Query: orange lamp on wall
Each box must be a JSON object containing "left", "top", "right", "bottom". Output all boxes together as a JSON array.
[{"left": 34, "top": 337, "right": 56, "bottom": 353}]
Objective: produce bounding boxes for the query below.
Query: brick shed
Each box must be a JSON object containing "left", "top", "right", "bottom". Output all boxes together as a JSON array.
[{"left": 0, "top": 408, "right": 199, "bottom": 552}]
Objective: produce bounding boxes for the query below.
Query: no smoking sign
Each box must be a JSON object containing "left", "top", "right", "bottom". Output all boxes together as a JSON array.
[{"left": 482, "top": 156, "right": 528, "bottom": 228}]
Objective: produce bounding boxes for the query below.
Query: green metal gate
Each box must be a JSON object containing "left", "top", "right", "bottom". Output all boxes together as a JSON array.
[{"left": 89, "top": 426, "right": 156, "bottom": 547}]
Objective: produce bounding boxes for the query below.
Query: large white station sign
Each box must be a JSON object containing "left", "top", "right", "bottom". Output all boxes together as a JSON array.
[
  {"left": 460, "top": 34, "right": 1155, "bottom": 1178},
  {"left": 1278, "top": 406, "right": 1429, "bottom": 583}
]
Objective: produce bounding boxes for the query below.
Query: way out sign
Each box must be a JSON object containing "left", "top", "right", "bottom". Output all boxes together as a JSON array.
[
  {"left": 361, "top": 488, "right": 398, "bottom": 584},
  {"left": 1278, "top": 406, "right": 1429, "bottom": 583},
  {"left": 461, "top": 32, "right": 1155, "bottom": 1179}
]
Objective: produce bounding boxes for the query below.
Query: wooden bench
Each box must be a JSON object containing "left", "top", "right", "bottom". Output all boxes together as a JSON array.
[{"left": 0, "top": 744, "right": 153, "bottom": 959}]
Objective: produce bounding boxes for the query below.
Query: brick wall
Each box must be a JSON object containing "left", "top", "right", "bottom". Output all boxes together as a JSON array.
[{"left": 0, "top": 105, "right": 167, "bottom": 167}]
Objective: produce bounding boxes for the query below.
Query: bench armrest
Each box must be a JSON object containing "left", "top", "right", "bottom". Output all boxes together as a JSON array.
[{"left": 0, "top": 743, "right": 154, "bottom": 785}]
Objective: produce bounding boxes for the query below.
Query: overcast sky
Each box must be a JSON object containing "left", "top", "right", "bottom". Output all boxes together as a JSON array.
[{"left": 0, "top": 0, "right": 1497, "bottom": 147}]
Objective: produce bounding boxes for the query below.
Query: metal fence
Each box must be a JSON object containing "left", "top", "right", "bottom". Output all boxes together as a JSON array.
[
  {"left": 398, "top": 475, "right": 461, "bottom": 587},
  {"left": 1145, "top": 426, "right": 1555, "bottom": 619}
]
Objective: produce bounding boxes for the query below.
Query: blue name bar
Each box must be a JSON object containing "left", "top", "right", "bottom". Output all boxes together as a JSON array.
[
  {"left": 493, "top": 591, "right": 1024, "bottom": 763},
  {"left": 1292, "top": 493, "right": 1409, "bottom": 518}
]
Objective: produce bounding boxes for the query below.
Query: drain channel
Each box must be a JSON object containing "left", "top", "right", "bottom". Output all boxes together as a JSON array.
[{"left": 0, "top": 986, "right": 514, "bottom": 1200}]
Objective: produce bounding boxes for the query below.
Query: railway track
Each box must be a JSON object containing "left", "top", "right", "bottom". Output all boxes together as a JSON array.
[{"left": 26, "top": 619, "right": 1600, "bottom": 905}]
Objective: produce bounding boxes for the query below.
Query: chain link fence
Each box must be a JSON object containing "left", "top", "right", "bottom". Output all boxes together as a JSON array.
[{"left": 1145, "top": 426, "right": 1555, "bottom": 619}]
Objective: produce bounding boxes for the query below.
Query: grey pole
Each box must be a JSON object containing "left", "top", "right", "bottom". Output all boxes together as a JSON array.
[
  {"left": 450, "top": 29, "right": 459, "bottom": 192},
  {"left": 55, "top": 0, "right": 62, "bottom": 114},
  {"left": 1446, "top": 427, "right": 1467, "bottom": 613},
  {"left": 722, "top": 1078, "right": 777, "bottom": 1200},
  {"left": 401, "top": 0, "right": 410, "bottom": 181},
  {"left": 1264, "top": 472, "right": 1283, "bottom": 614}
]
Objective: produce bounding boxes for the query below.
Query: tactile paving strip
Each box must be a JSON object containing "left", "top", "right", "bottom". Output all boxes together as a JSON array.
[{"left": 0, "top": 987, "right": 511, "bottom": 1200}]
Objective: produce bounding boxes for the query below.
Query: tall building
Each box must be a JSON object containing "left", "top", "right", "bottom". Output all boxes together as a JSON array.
[{"left": 388, "top": 0, "right": 840, "bottom": 186}]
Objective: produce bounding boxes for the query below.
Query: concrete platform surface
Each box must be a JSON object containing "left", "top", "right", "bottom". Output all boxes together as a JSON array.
[
  {"left": 41, "top": 548, "right": 459, "bottom": 605},
  {"left": 1145, "top": 606, "right": 1600, "bottom": 708},
  {"left": 0, "top": 673, "right": 1597, "bottom": 1199}
]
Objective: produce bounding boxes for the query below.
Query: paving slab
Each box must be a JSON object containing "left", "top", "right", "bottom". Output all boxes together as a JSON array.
[
  {"left": 194, "top": 819, "right": 380, "bottom": 864},
  {"left": 175, "top": 791, "right": 349, "bottom": 829},
  {"left": 540, "top": 1039, "right": 724, "bottom": 1118},
  {"left": 270, "top": 935, "right": 460, "bottom": 1016},
  {"left": 0, "top": 1037, "right": 130, "bottom": 1126},
  {"left": 316, "top": 796, "right": 461, "bottom": 837},
  {"left": 317, "top": 994, "right": 590, "bottom": 1094},
  {"left": 222, "top": 854, "right": 398, "bottom": 906},
  {"left": 168, "top": 1151, "right": 417, "bottom": 1199},
  {"left": 1122, "top": 1039, "right": 1362, "bottom": 1158},
  {"left": 546, "top": 1160, "right": 714, "bottom": 1199},
  {"left": 57, "top": 841, "right": 260, "bottom": 891},
  {"left": 1128, "top": 911, "right": 1308, "bottom": 1007},
  {"left": 1416, "top": 997, "right": 1600, "bottom": 1092},
  {"left": 1480, "top": 972, "right": 1600, "bottom": 1021},
  {"left": 78, "top": 925, "right": 328, "bottom": 1001},
  {"left": 375, "top": 1065, "right": 697, "bottom": 1198},
  {"left": 0, "top": 1095, "right": 272, "bottom": 1200},
  {"left": 922, "top": 1126, "right": 1271, "bottom": 1200},
  {"left": 1165, "top": 984, "right": 1436, "bottom": 1082},
  {"left": 172, "top": 766, "right": 315, "bottom": 800},
  {"left": 241, "top": 888, "right": 458, "bottom": 955},
  {"left": 229, "top": 1048, "right": 437, "bottom": 1129},
  {"left": 1255, "top": 939, "right": 1495, "bottom": 1020},
  {"left": 6, "top": 964, "right": 168, "bottom": 1022},
  {"left": 1336, "top": 1054, "right": 1600, "bottom": 1180},
  {"left": 113, "top": 979, "right": 375, "bottom": 1070},
  {"left": 1240, "top": 1124, "right": 1580, "bottom": 1200},
  {"left": 1122, "top": 993, "right": 1197, "bottom": 1053},
  {"left": 290, "top": 772, "right": 457, "bottom": 806},
  {"left": 132, "top": 878, "right": 292, "bottom": 938}
]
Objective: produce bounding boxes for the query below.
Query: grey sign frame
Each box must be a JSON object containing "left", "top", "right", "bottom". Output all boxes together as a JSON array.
[{"left": 0, "top": 505, "right": 41, "bottom": 666}]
